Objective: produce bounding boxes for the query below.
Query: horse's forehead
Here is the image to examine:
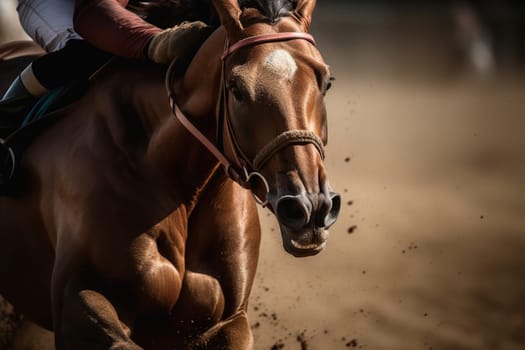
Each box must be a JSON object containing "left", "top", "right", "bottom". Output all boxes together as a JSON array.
[
  {"left": 262, "top": 49, "right": 298, "bottom": 80},
  {"left": 230, "top": 46, "right": 323, "bottom": 99}
]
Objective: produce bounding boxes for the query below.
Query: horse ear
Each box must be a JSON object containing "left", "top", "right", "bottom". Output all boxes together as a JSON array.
[
  {"left": 211, "top": 0, "right": 244, "bottom": 39},
  {"left": 294, "top": 0, "right": 317, "bottom": 31}
]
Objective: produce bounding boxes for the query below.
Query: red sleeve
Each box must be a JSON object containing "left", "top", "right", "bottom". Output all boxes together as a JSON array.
[{"left": 74, "top": 0, "right": 162, "bottom": 61}]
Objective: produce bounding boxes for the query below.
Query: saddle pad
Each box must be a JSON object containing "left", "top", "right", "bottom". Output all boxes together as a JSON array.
[{"left": 22, "top": 81, "right": 87, "bottom": 126}]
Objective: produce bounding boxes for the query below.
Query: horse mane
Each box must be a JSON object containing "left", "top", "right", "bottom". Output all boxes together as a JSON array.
[
  {"left": 126, "top": 0, "right": 218, "bottom": 28},
  {"left": 239, "top": 0, "right": 293, "bottom": 23},
  {"left": 126, "top": 0, "right": 294, "bottom": 28}
]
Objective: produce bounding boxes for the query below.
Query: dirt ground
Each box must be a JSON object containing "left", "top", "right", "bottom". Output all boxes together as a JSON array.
[
  {"left": 1, "top": 2, "right": 525, "bottom": 350},
  {"left": 250, "top": 4, "right": 525, "bottom": 350}
]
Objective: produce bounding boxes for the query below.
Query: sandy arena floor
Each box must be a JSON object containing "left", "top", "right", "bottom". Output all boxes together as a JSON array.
[{"left": 249, "top": 4, "right": 525, "bottom": 349}]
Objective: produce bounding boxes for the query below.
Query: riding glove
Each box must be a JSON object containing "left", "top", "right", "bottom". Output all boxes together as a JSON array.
[{"left": 147, "top": 21, "right": 212, "bottom": 64}]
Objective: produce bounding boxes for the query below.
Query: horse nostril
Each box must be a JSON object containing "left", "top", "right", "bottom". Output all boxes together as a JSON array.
[
  {"left": 276, "top": 195, "right": 311, "bottom": 229},
  {"left": 322, "top": 192, "right": 341, "bottom": 228}
]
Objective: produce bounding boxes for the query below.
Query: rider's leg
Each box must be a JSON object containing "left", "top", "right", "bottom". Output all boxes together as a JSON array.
[
  {"left": 2, "top": 39, "right": 111, "bottom": 102},
  {"left": 17, "top": 0, "right": 81, "bottom": 52},
  {"left": 1, "top": 0, "right": 81, "bottom": 103},
  {"left": 1, "top": 0, "right": 109, "bottom": 185},
  {"left": 1, "top": 64, "right": 47, "bottom": 102},
  {"left": 0, "top": 46, "right": 110, "bottom": 187}
]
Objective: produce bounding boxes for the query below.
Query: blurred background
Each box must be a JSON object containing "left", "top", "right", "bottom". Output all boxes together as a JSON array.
[{"left": 1, "top": 0, "right": 525, "bottom": 349}]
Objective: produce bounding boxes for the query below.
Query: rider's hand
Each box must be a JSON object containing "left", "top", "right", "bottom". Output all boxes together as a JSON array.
[{"left": 147, "top": 21, "right": 213, "bottom": 64}]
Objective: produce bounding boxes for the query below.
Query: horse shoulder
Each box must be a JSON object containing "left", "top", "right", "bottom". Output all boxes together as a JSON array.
[
  {"left": 39, "top": 112, "right": 188, "bottom": 315},
  {"left": 52, "top": 208, "right": 187, "bottom": 317}
]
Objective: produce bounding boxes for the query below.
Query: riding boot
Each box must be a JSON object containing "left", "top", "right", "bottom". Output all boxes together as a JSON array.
[
  {"left": 0, "top": 139, "right": 15, "bottom": 185},
  {"left": 0, "top": 63, "right": 48, "bottom": 127},
  {"left": 1, "top": 40, "right": 110, "bottom": 126},
  {"left": 1, "top": 63, "right": 49, "bottom": 132}
]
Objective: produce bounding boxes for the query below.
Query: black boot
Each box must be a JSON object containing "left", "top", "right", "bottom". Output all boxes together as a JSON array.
[
  {"left": 1, "top": 60, "right": 50, "bottom": 120},
  {"left": 0, "top": 75, "right": 38, "bottom": 134},
  {"left": 0, "top": 139, "right": 15, "bottom": 185}
]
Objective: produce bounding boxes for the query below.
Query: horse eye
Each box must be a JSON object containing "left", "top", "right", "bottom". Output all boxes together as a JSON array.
[
  {"left": 227, "top": 81, "right": 244, "bottom": 101},
  {"left": 327, "top": 76, "right": 335, "bottom": 90},
  {"left": 323, "top": 76, "right": 335, "bottom": 95}
]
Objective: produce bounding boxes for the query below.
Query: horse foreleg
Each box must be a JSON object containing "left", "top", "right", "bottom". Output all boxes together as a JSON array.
[
  {"left": 54, "top": 276, "right": 142, "bottom": 350},
  {"left": 190, "top": 310, "right": 253, "bottom": 350},
  {"left": 134, "top": 270, "right": 226, "bottom": 349},
  {"left": 185, "top": 175, "right": 260, "bottom": 350},
  {"left": 175, "top": 270, "right": 226, "bottom": 327}
]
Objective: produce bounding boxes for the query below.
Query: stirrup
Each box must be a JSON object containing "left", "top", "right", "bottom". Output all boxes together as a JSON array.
[{"left": 0, "top": 138, "right": 15, "bottom": 185}]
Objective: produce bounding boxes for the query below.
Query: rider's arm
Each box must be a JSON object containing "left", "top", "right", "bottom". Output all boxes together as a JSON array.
[{"left": 73, "top": 0, "right": 161, "bottom": 61}]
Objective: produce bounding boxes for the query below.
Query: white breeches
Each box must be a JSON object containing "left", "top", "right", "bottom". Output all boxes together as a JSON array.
[{"left": 17, "top": 0, "right": 82, "bottom": 52}]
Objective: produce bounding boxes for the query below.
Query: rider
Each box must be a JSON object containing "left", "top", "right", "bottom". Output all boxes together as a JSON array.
[{"left": 0, "top": 0, "right": 212, "bottom": 185}]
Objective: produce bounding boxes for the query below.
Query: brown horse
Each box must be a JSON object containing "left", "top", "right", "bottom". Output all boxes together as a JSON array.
[{"left": 0, "top": 0, "right": 340, "bottom": 348}]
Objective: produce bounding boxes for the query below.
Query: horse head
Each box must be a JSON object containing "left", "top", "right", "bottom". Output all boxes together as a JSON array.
[{"left": 174, "top": 0, "right": 341, "bottom": 257}]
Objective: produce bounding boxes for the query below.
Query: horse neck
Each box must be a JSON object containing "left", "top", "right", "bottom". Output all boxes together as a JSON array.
[
  {"left": 173, "top": 28, "right": 226, "bottom": 130},
  {"left": 135, "top": 30, "right": 226, "bottom": 208}
]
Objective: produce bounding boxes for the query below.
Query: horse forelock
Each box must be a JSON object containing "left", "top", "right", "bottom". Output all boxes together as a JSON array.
[
  {"left": 126, "top": 0, "right": 295, "bottom": 28},
  {"left": 239, "top": 0, "right": 294, "bottom": 23}
]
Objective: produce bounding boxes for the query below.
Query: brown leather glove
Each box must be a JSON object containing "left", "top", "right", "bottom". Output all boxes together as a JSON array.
[{"left": 147, "top": 21, "right": 212, "bottom": 64}]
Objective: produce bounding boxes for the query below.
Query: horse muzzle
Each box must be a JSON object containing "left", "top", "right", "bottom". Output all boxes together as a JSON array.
[{"left": 269, "top": 191, "right": 341, "bottom": 257}]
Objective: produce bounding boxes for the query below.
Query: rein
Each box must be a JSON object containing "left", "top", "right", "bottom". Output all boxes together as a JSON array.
[{"left": 167, "top": 31, "right": 324, "bottom": 206}]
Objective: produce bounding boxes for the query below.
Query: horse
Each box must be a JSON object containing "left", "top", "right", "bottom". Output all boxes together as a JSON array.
[{"left": 0, "top": 0, "right": 340, "bottom": 348}]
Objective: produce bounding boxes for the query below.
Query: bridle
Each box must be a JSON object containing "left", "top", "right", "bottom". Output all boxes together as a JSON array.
[{"left": 167, "top": 31, "right": 325, "bottom": 206}]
